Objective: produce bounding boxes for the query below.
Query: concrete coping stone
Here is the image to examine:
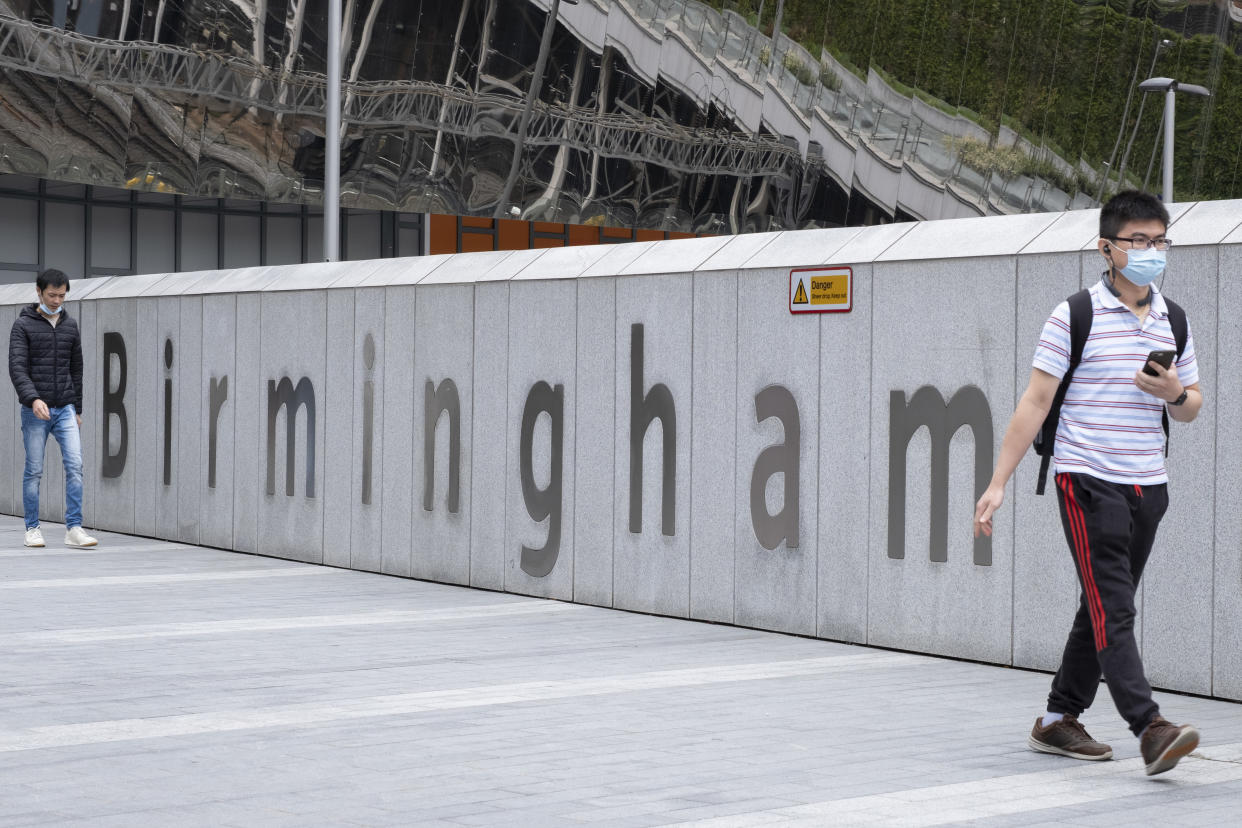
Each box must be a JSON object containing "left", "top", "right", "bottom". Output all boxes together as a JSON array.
[
  {"left": 1167, "top": 199, "right": 1242, "bottom": 247},
  {"left": 618, "top": 235, "right": 734, "bottom": 276},
  {"left": 877, "top": 212, "right": 1060, "bottom": 261},
  {"left": 0, "top": 276, "right": 112, "bottom": 306},
  {"left": 1020, "top": 208, "right": 1101, "bottom": 255},
  {"left": 511, "top": 245, "right": 612, "bottom": 281},
  {"left": 1, "top": 202, "right": 1240, "bottom": 303},
  {"left": 0, "top": 283, "right": 34, "bottom": 305},
  {"left": 77, "top": 271, "right": 183, "bottom": 299},
  {"left": 349, "top": 255, "right": 444, "bottom": 288},
  {"left": 580, "top": 241, "right": 660, "bottom": 279},
  {"left": 741, "top": 226, "right": 863, "bottom": 270},
  {"left": 696, "top": 231, "right": 784, "bottom": 272},
  {"left": 464, "top": 248, "right": 548, "bottom": 283}
]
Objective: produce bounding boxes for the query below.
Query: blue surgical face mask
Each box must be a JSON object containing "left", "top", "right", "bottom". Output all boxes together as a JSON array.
[
  {"left": 1120, "top": 248, "right": 1166, "bottom": 287},
  {"left": 39, "top": 302, "right": 62, "bottom": 316}
]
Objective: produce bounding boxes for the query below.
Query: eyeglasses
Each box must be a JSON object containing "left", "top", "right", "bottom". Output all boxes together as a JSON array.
[{"left": 1108, "top": 235, "right": 1173, "bottom": 251}]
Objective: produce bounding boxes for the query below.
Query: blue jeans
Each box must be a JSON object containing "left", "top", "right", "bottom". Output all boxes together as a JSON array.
[{"left": 21, "top": 404, "right": 83, "bottom": 530}]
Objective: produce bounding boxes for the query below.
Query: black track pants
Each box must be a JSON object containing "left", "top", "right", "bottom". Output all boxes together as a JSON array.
[{"left": 1046, "top": 472, "right": 1169, "bottom": 736}]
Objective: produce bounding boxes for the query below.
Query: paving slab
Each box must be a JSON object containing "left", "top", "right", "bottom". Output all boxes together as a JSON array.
[{"left": 1, "top": 513, "right": 1241, "bottom": 826}]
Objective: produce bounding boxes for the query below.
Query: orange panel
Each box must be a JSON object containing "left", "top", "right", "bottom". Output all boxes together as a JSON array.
[
  {"left": 531, "top": 221, "right": 567, "bottom": 249},
  {"left": 459, "top": 215, "right": 499, "bottom": 252},
  {"left": 568, "top": 224, "right": 600, "bottom": 246},
  {"left": 459, "top": 232, "right": 496, "bottom": 253},
  {"left": 497, "top": 218, "right": 528, "bottom": 250},
  {"left": 600, "top": 226, "right": 635, "bottom": 243},
  {"left": 430, "top": 215, "right": 706, "bottom": 255},
  {"left": 428, "top": 213, "right": 458, "bottom": 255}
]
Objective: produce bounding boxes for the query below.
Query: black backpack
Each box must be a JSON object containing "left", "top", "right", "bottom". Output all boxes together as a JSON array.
[{"left": 1033, "top": 289, "right": 1188, "bottom": 495}]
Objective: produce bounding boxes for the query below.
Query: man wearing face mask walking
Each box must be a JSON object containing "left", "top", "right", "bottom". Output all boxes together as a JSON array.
[
  {"left": 7, "top": 269, "right": 97, "bottom": 549},
  {"left": 973, "top": 191, "right": 1201, "bottom": 776}
]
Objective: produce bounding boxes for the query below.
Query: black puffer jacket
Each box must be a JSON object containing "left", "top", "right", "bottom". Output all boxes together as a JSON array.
[{"left": 8, "top": 304, "right": 84, "bottom": 413}]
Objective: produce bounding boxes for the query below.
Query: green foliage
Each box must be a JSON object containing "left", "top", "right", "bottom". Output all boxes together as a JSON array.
[
  {"left": 819, "top": 64, "right": 843, "bottom": 92},
  {"left": 943, "top": 135, "right": 1093, "bottom": 196},
  {"left": 782, "top": 52, "right": 817, "bottom": 85},
  {"left": 702, "top": 0, "right": 1242, "bottom": 200},
  {"left": 944, "top": 136, "right": 1024, "bottom": 177},
  {"left": 823, "top": 44, "right": 867, "bottom": 81}
]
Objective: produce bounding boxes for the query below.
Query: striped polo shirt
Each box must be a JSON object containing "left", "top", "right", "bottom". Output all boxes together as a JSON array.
[{"left": 1032, "top": 278, "right": 1198, "bottom": 485}]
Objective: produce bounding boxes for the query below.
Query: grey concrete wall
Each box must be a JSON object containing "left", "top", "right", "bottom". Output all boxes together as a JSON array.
[{"left": 3, "top": 201, "right": 1240, "bottom": 702}]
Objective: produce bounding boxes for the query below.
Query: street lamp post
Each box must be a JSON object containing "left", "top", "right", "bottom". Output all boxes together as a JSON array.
[
  {"left": 325, "top": 0, "right": 342, "bottom": 261},
  {"left": 494, "top": 0, "right": 578, "bottom": 221},
  {"left": 1138, "top": 77, "right": 1211, "bottom": 204}
]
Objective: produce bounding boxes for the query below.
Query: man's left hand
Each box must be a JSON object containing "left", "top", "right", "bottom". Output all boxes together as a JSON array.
[
  {"left": 1134, "top": 360, "right": 1183, "bottom": 403},
  {"left": 76, "top": 414, "right": 81, "bottom": 428}
]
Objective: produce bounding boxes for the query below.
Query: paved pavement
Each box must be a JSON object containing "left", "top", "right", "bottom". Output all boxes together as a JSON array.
[{"left": 2, "top": 513, "right": 1242, "bottom": 827}]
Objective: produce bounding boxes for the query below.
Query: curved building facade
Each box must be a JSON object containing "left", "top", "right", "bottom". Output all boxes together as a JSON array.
[{"left": 1, "top": 0, "right": 1240, "bottom": 271}]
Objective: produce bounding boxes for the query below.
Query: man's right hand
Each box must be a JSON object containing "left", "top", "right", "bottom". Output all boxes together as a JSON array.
[
  {"left": 32, "top": 399, "right": 50, "bottom": 420},
  {"left": 973, "top": 484, "right": 1004, "bottom": 538}
]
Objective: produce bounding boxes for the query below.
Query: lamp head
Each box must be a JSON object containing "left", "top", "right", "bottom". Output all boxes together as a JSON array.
[{"left": 1140, "top": 76, "right": 1212, "bottom": 98}]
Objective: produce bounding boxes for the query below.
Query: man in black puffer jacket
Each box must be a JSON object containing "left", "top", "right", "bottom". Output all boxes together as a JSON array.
[{"left": 8, "top": 269, "right": 97, "bottom": 549}]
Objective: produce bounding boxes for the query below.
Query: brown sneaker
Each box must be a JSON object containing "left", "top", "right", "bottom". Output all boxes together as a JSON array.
[
  {"left": 1140, "top": 716, "right": 1200, "bottom": 776},
  {"left": 1028, "top": 715, "right": 1113, "bottom": 760}
]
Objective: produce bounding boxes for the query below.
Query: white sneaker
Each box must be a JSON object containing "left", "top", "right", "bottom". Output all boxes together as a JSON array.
[
  {"left": 65, "top": 526, "right": 98, "bottom": 548},
  {"left": 24, "top": 527, "right": 44, "bottom": 548}
]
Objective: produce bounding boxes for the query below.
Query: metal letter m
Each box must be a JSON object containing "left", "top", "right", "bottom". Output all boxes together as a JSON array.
[{"left": 888, "top": 386, "right": 993, "bottom": 566}]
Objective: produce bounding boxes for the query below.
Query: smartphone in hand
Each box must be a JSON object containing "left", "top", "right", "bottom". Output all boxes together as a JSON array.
[{"left": 1142, "top": 349, "right": 1176, "bottom": 377}]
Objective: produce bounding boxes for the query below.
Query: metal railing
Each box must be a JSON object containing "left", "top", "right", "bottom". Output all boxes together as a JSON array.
[
  {"left": 0, "top": 11, "right": 803, "bottom": 179},
  {"left": 621, "top": 0, "right": 1100, "bottom": 215}
]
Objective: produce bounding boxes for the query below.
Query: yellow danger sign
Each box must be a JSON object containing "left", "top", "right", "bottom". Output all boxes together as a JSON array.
[
  {"left": 789, "top": 266, "right": 852, "bottom": 314},
  {"left": 808, "top": 273, "right": 848, "bottom": 305}
]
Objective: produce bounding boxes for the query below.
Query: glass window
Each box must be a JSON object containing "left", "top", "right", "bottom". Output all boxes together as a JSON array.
[
  {"left": 223, "top": 214, "right": 261, "bottom": 268},
  {"left": 43, "top": 181, "right": 85, "bottom": 199},
  {"left": 90, "top": 206, "right": 131, "bottom": 270},
  {"left": 0, "top": 175, "right": 40, "bottom": 193},
  {"left": 265, "top": 216, "right": 303, "bottom": 266},
  {"left": 306, "top": 215, "right": 324, "bottom": 262},
  {"left": 93, "top": 186, "right": 132, "bottom": 203},
  {"left": 181, "top": 212, "right": 219, "bottom": 272},
  {"left": 42, "top": 203, "right": 85, "bottom": 276},
  {"left": 136, "top": 209, "right": 176, "bottom": 275},
  {"left": 223, "top": 199, "right": 262, "bottom": 211},
  {"left": 0, "top": 197, "right": 39, "bottom": 264},
  {"left": 398, "top": 226, "right": 421, "bottom": 258},
  {"left": 180, "top": 196, "right": 220, "bottom": 209},
  {"left": 347, "top": 212, "right": 381, "bottom": 261}
]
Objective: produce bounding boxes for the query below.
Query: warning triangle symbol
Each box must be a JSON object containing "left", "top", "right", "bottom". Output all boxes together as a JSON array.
[{"left": 793, "top": 280, "right": 809, "bottom": 304}]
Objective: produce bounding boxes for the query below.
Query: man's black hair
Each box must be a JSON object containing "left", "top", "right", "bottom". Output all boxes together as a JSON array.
[
  {"left": 1100, "top": 190, "right": 1169, "bottom": 239},
  {"left": 35, "top": 268, "right": 70, "bottom": 293}
]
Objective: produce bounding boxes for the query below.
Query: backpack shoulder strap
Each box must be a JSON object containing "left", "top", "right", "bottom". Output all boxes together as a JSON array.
[
  {"left": 1164, "top": 296, "right": 1188, "bottom": 359},
  {"left": 1159, "top": 296, "right": 1188, "bottom": 458},
  {"left": 1035, "top": 289, "right": 1093, "bottom": 495},
  {"left": 1066, "top": 289, "right": 1093, "bottom": 367}
]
